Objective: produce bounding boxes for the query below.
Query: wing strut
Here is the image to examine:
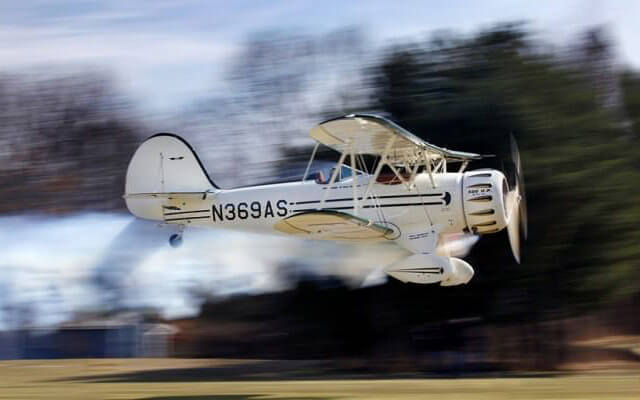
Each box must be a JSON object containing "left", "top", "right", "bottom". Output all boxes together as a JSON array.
[
  {"left": 360, "top": 135, "right": 396, "bottom": 206},
  {"left": 319, "top": 151, "right": 347, "bottom": 209},
  {"left": 350, "top": 149, "right": 358, "bottom": 215},
  {"left": 311, "top": 125, "right": 457, "bottom": 216},
  {"left": 458, "top": 161, "right": 469, "bottom": 173},
  {"left": 302, "top": 142, "right": 320, "bottom": 182}
]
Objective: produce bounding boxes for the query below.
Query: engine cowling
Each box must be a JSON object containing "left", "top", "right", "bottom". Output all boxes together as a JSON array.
[
  {"left": 462, "top": 169, "right": 510, "bottom": 235},
  {"left": 386, "top": 254, "right": 474, "bottom": 286}
]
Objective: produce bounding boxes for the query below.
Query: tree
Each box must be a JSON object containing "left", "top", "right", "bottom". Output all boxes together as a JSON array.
[
  {"left": 0, "top": 72, "right": 143, "bottom": 213},
  {"left": 370, "top": 24, "right": 640, "bottom": 316}
]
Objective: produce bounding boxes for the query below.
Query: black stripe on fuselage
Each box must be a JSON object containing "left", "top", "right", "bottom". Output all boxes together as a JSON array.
[
  {"left": 293, "top": 202, "right": 443, "bottom": 213},
  {"left": 164, "top": 215, "right": 211, "bottom": 222},
  {"left": 163, "top": 209, "right": 210, "bottom": 216},
  {"left": 293, "top": 193, "right": 444, "bottom": 205},
  {"left": 392, "top": 268, "right": 444, "bottom": 274},
  {"left": 393, "top": 271, "right": 441, "bottom": 274},
  {"left": 393, "top": 268, "right": 443, "bottom": 272}
]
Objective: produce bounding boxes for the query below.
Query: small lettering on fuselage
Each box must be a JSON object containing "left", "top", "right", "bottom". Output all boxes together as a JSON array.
[
  {"left": 467, "top": 188, "right": 492, "bottom": 195},
  {"left": 212, "top": 200, "right": 287, "bottom": 221}
]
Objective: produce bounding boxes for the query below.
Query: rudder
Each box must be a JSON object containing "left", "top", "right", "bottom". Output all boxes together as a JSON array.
[{"left": 124, "top": 133, "right": 218, "bottom": 221}]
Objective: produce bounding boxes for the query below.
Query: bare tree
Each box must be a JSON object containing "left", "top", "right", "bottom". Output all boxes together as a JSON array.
[{"left": 0, "top": 72, "right": 144, "bottom": 213}]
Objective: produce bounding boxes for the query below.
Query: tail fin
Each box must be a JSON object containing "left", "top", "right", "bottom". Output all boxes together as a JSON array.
[{"left": 124, "top": 133, "right": 218, "bottom": 221}]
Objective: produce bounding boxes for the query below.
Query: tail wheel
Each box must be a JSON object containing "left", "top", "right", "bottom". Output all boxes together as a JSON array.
[{"left": 169, "top": 233, "right": 183, "bottom": 248}]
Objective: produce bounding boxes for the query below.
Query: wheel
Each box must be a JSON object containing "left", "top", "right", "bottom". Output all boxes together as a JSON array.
[{"left": 169, "top": 233, "right": 183, "bottom": 248}]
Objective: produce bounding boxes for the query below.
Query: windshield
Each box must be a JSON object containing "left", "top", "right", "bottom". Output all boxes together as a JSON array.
[{"left": 312, "top": 164, "right": 362, "bottom": 184}]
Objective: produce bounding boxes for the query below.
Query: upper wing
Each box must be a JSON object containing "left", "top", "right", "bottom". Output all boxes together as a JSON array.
[
  {"left": 274, "top": 210, "right": 393, "bottom": 241},
  {"left": 309, "top": 114, "right": 483, "bottom": 164}
]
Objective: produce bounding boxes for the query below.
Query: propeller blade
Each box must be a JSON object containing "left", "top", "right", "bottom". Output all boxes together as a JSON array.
[
  {"left": 506, "top": 190, "right": 521, "bottom": 263},
  {"left": 506, "top": 134, "right": 527, "bottom": 263},
  {"left": 511, "top": 133, "right": 528, "bottom": 240}
]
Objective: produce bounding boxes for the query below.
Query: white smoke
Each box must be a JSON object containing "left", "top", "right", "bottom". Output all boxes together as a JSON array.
[{"left": 0, "top": 213, "right": 405, "bottom": 329}]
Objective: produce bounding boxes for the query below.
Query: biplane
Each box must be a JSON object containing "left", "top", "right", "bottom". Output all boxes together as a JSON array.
[{"left": 124, "top": 114, "right": 527, "bottom": 286}]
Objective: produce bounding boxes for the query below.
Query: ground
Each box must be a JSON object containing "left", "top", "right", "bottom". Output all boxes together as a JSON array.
[{"left": 0, "top": 359, "right": 638, "bottom": 400}]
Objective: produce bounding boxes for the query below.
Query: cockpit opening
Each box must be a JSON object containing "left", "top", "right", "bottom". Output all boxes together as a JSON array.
[
  {"left": 312, "top": 165, "right": 362, "bottom": 184},
  {"left": 375, "top": 165, "right": 418, "bottom": 185}
]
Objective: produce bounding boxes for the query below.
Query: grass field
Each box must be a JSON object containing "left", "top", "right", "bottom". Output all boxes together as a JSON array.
[{"left": 0, "top": 359, "right": 638, "bottom": 400}]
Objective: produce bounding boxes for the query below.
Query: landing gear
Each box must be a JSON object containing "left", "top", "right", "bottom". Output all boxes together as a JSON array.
[
  {"left": 169, "top": 233, "right": 183, "bottom": 248},
  {"left": 169, "top": 224, "right": 185, "bottom": 248}
]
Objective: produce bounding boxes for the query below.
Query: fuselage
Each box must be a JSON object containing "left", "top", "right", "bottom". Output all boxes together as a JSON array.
[
  {"left": 123, "top": 119, "right": 524, "bottom": 286},
  {"left": 159, "top": 171, "right": 468, "bottom": 251}
]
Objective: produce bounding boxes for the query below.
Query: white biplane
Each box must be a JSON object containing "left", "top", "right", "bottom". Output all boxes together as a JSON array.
[{"left": 124, "top": 114, "right": 527, "bottom": 286}]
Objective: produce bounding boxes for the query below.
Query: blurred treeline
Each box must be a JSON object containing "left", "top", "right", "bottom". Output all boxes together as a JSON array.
[
  {"left": 1, "top": 23, "right": 640, "bottom": 328},
  {"left": 367, "top": 25, "right": 640, "bottom": 315},
  {"left": 0, "top": 72, "right": 141, "bottom": 212},
  {"left": 179, "top": 278, "right": 640, "bottom": 370}
]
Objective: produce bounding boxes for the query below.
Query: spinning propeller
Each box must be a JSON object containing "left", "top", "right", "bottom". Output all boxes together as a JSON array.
[{"left": 503, "top": 134, "right": 528, "bottom": 263}]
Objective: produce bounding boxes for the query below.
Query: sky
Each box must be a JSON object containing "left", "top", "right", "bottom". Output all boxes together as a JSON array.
[{"left": 2, "top": 0, "right": 640, "bottom": 113}]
